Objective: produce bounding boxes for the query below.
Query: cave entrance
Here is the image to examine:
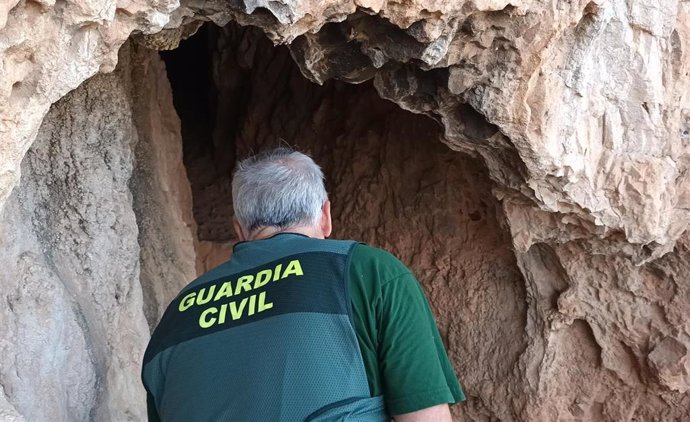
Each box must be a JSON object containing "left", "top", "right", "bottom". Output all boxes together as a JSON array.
[
  {"left": 157, "top": 24, "right": 527, "bottom": 418},
  {"left": 161, "top": 21, "right": 458, "bottom": 257},
  {"left": 159, "top": 21, "right": 505, "bottom": 264}
]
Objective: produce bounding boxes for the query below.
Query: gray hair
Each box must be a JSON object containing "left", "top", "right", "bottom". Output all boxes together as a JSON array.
[{"left": 231, "top": 147, "right": 328, "bottom": 232}]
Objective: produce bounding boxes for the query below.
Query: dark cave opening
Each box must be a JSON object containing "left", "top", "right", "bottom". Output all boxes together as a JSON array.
[
  {"left": 161, "top": 21, "right": 448, "bottom": 245},
  {"left": 161, "top": 22, "right": 377, "bottom": 243},
  {"left": 160, "top": 24, "right": 234, "bottom": 242},
  {"left": 159, "top": 25, "right": 214, "bottom": 163}
]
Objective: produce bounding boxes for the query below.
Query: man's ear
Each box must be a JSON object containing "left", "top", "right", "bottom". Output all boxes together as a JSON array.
[
  {"left": 321, "top": 200, "right": 333, "bottom": 238},
  {"left": 233, "top": 219, "right": 248, "bottom": 241}
]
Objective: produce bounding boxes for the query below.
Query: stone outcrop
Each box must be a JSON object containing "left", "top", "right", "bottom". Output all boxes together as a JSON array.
[
  {"left": 0, "top": 44, "right": 196, "bottom": 420},
  {"left": 1, "top": 0, "right": 689, "bottom": 420},
  {"left": 128, "top": 44, "right": 198, "bottom": 328}
]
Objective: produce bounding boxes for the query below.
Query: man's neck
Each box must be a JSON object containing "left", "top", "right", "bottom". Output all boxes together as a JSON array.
[{"left": 248, "top": 225, "right": 323, "bottom": 241}]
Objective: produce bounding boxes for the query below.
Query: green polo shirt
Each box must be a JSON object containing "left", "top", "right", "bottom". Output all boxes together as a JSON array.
[{"left": 348, "top": 243, "right": 464, "bottom": 415}]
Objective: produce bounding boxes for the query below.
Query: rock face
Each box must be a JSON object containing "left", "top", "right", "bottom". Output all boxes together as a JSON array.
[
  {"left": 0, "top": 0, "right": 689, "bottom": 421},
  {"left": 128, "top": 45, "right": 199, "bottom": 328},
  {"left": 0, "top": 44, "right": 196, "bottom": 420}
]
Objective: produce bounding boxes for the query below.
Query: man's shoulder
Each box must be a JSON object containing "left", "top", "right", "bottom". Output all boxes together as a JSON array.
[
  {"left": 349, "top": 243, "right": 413, "bottom": 286},
  {"left": 303, "top": 237, "right": 358, "bottom": 255}
]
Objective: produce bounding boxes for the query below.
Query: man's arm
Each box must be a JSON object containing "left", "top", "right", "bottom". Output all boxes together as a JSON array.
[
  {"left": 348, "top": 244, "right": 465, "bottom": 416},
  {"left": 394, "top": 403, "right": 453, "bottom": 421},
  {"left": 377, "top": 271, "right": 464, "bottom": 415}
]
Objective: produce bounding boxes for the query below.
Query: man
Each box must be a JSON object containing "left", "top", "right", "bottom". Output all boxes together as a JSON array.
[{"left": 142, "top": 147, "right": 464, "bottom": 421}]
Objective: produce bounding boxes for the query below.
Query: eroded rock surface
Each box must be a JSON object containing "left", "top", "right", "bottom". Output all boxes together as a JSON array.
[
  {"left": 1, "top": 0, "right": 689, "bottom": 421},
  {"left": 0, "top": 44, "right": 196, "bottom": 421},
  {"left": 128, "top": 44, "right": 198, "bottom": 328}
]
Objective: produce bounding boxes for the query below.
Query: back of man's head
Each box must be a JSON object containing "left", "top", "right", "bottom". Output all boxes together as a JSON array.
[{"left": 231, "top": 147, "right": 328, "bottom": 233}]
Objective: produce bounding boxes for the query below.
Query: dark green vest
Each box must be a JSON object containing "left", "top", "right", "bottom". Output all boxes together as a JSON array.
[{"left": 142, "top": 234, "right": 387, "bottom": 421}]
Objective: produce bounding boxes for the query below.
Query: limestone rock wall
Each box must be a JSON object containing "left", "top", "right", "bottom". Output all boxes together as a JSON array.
[
  {"left": 0, "top": 0, "right": 689, "bottom": 421},
  {"left": 0, "top": 44, "right": 196, "bottom": 421},
  {"left": 0, "top": 0, "right": 184, "bottom": 210},
  {"left": 128, "top": 44, "right": 198, "bottom": 328},
  {"left": 527, "top": 235, "right": 690, "bottom": 420}
]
